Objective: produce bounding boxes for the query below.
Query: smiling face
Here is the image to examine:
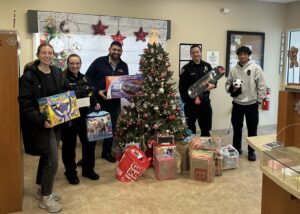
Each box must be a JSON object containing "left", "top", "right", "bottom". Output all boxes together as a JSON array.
[
  {"left": 190, "top": 46, "right": 202, "bottom": 64},
  {"left": 36, "top": 45, "right": 54, "bottom": 66},
  {"left": 238, "top": 52, "right": 250, "bottom": 65},
  {"left": 109, "top": 44, "right": 123, "bottom": 61},
  {"left": 67, "top": 56, "right": 81, "bottom": 75}
]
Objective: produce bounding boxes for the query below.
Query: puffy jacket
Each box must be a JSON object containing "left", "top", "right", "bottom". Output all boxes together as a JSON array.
[{"left": 19, "top": 60, "right": 65, "bottom": 155}]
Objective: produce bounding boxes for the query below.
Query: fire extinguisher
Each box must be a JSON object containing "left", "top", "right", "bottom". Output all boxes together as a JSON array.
[{"left": 262, "top": 87, "right": 271, "bottom": 111}]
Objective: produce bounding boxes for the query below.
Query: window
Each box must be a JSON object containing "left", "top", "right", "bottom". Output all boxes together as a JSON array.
[{"left": 287, "top": 30, "right": 300, "bottom": 84}]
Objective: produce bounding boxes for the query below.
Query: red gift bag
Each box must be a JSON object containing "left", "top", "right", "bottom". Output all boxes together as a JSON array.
[{"left": 115, "top": 146, "right": 151, "bottom": 182}]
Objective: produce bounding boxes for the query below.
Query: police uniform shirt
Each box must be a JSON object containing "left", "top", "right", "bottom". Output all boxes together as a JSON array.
[{"left": 179, "top": 60, "right": 212, "bottom": 103}]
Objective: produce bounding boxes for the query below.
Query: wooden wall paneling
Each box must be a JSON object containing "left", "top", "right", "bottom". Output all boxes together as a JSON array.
[
  {"left": 276, "top": 91, "right": 296, "bottom": 146},
  {"left": 293, "top": 93, "right": 300, "bottom": 148},
  {"left": 262, "top": 175, "right": 300, "bottom": 214},
  {"left": 0, "top": 30, "right": 23, "bottom": 214}
]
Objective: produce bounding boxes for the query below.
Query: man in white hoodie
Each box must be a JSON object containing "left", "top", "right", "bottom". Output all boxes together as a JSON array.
[{"left": 225, "top": 46, "right": 266, "bottom": 161}]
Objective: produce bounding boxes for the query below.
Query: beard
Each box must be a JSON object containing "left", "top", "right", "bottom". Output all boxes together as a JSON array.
[{"left": 110, "top": 54, "right": 121, "bottom": 61}]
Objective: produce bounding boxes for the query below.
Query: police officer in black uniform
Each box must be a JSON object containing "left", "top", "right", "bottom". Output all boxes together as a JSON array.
[
  {"left": 86, "top": 41, "right": 129, "bottom": 163},
  {"left": 61, "top": 54, "right": 101, "bottom": 184},
  {"left": 179, "top": 45, "right": 216, "bottom": 136}
]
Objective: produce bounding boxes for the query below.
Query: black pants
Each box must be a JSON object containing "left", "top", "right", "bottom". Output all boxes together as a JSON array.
[
  {"left": 101, "top": 108, "right": 120, "bottom": 155},
  {"left": 61, "top": 116, "right": 96, "bottom": 175},
  {"left": 184, "top": 99, "right": 212, "bottom": 136},
  {"left": 231, "top": 102, "right": 259, "bottom": 153}
]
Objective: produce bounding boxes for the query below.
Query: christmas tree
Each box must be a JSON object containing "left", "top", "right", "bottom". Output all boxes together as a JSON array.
[{"left": 115, "top": 30, "right": 187, "bottom": 149}]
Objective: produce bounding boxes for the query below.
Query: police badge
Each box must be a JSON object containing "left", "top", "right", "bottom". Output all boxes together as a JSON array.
[{"left": 204, "top": 66, "right": 208, "bottom": 73}]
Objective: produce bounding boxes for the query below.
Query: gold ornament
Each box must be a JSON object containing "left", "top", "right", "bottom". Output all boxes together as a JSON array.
[{"left": 45, "top": 16, "right": 56, "bottom": 28}]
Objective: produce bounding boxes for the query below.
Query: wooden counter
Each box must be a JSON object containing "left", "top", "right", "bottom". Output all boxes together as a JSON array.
[{"left": 246, "top": 134, "right": 276, "bottom": 153}]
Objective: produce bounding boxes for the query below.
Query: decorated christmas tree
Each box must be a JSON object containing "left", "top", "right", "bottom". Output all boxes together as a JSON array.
[{"left": 115, "top": 29, "right": 187, "bottom": 149}]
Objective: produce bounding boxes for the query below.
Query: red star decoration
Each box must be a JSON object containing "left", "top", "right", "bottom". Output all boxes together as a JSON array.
[
  {"left": 134, "top": 27, "right": 148, "bottom": 42},
  {"left": 111, "top": 30, "right": 126, "bottom": 45},
  {"left": 92, "top": 20, "right": 108, "bottom": 35}
]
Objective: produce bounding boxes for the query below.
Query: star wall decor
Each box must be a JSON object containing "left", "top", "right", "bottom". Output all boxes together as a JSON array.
[
  {"left": 134, "top": 27, "right": 148, "bottom": 42},
  {"left": 92, "top": 20, "right": 108, "bottom": 35},
  {"left": 111, "top": 30, "right": 126, "bottom": 45}
]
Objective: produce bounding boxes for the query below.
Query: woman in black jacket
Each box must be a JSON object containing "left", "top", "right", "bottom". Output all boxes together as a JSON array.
[
  {"left": 61, "top": 54, "right": 101, "bottom": 185},
  {"left": 19, "top": 44, "right": 64, "bottom": 213}
]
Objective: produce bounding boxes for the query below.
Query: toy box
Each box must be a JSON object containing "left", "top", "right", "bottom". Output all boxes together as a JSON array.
[
  {"left": 106, "top": 75, "right": 143, "bottom": 99},
  {"left": 86, "top": 111, "right": 112, "bottom": 141},
  {"left": 38, "top": 91, "right": 80, "bottom": 127}
]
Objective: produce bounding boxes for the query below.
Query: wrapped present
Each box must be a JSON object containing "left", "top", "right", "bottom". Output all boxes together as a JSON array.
[
  {"left": 190, "top": 150, "right": 215, "bottom": 182},
  {"left": 176, "top": 152, "right": 182, "bottom": 175},
  {"left": 157, "top": 134, "right": 175, "bottom": 145},
  {"left": 222, "top": 145, "right": 239, "bottom": 170},
  {"left": 153, "top": 143, "right": 176, "bottom": 166},
  {"left": 215, "top": 155, "right": 223, "bottom": 176},
  {"left": 154, "top": 145, "right": 178, "bottom": 180},
  {"left": 155, "top": 155, "right": 177, "bottom": 180},
  {"left": 115, "top": 146, "right": 151, "bottom": 182},
  {"left": 38, "top": 91, "right": 80, "bottom": 127},
  {"left": 106, "top": 75, "right": 143, "bottom": 99},
  {"left": 189, "top": 135, "right": 221, "bottom": 154},
  {"left": 176, "top": 140, "right": 190, "bottom": 172},
  {"left": 86, "top": 111, "right": 112, "bottom": 141}
]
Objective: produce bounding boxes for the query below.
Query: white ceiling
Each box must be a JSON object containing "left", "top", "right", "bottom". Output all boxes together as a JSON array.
[{"left": 256, "top": 0, "right": 299, "bottom": 3}]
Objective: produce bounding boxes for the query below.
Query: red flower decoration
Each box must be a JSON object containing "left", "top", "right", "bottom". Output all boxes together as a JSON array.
[
  {"left": 92, "top": 20, "right": 108, "bottom": 35},
  {"left": 134, "top": 27, "right": 148, "bottom": 42},
  {"left": 111, "top": 30, "right": 126, "bottom": 45}
]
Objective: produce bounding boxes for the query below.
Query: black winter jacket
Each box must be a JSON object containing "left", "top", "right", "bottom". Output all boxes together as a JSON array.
[
  {"left": 85, "top": 55, "right": 128, "bottom": 111},
  {"left": 179, "top": 60, "right": 212, "bottom": 103},
  {"left": 19, "top": 61, "right": 65, "bottom": 155},
  {"left": 64, "top": 70, "right": 98, "bottom": 116}
]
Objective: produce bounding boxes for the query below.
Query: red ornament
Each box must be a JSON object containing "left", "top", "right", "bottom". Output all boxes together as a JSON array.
[
  {"left": 143, "top": 113, "right": 148, "bottom": 119},
  {"left": 168, "top": 114, "right": 176, "bottom": 121},
  {"left": 134, "top": 27, "right": 149, "bottom": 42},
  {"left": 92, "top": 20, "right": 108, "bottom": 35},
  {"left": 169, "top": 92, "right": 176, "bottom": 97},
  {"left": 111, "top": 30, "right": 126, "bottom": 45}
]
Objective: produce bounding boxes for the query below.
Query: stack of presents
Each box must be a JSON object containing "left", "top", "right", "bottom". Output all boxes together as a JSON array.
[{"left": 115, "top": 133, "right": 241, "bottom": 183}]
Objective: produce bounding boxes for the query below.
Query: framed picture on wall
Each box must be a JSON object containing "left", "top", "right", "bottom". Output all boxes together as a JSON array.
[
  {"left": 226, "top": 31, "right": 265, "bottom": 76},
  {"left": 179, "top": 43, "right": 202, "bottom": 75}
]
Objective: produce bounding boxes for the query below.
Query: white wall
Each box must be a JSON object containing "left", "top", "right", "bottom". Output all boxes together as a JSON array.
[{"left": 0, "top": 0, "right": 287, "bottom": 130}]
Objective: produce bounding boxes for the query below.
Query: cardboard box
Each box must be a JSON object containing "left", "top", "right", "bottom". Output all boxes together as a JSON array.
[
  {"left": 106, "top": 75, "right": 143, "bottom": 99},
  {"left": 155, "top": 155, "right": 177, "bottom": 180},
  {"left": 190, "top": 150, "right": 215, "bottom": 182},
  {"left": 38, "top": 91, "right": 80, "bottom": 127}
]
